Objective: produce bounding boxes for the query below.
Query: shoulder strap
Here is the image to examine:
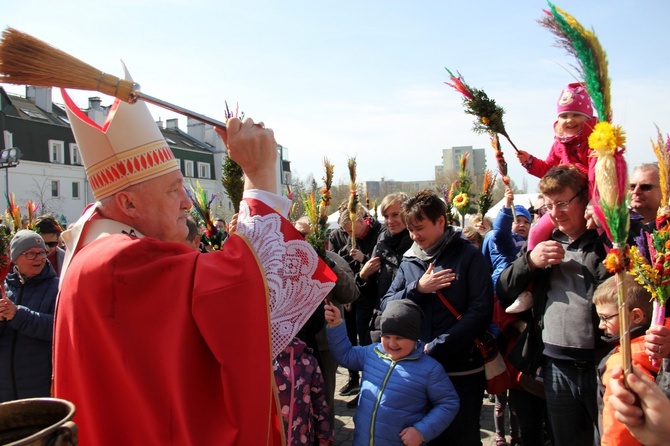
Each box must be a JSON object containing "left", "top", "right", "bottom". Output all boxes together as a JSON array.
[
  {"left": 436, "top": 290, "right": 461, "bottom": 319},
  {"left": 436, "top": 289, "right": 487, "bottom": 353}
]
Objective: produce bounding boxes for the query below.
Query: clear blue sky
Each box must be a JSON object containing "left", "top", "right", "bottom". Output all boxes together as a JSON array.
[{"left": 3, "top": 0, "right": 669, "bottom": 192}]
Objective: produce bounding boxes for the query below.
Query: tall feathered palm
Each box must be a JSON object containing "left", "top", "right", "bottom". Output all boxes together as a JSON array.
[{"left": 541, "top": 1, "right": 631, "bottom": 372}]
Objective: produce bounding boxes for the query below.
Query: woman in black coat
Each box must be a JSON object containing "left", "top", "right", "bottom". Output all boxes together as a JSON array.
[{"left": 0, "top": 230, "right": 59, "bottom": 402}]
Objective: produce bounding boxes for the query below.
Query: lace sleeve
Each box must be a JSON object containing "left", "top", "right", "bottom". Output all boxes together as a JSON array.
[{"left": 237, "top": 200, "right": 335, "bottom": 358}]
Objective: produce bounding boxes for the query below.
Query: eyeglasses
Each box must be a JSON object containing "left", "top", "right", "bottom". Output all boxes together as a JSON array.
[
  {"left": 629, "top": 183, "right": 659, "bottom": 192},
  {"left": 45, "top": 241, "right": 59, "bottom": 248},
  {"left": 535, "top": 205, "right": 548, "bottom": 217},
  {"left": 22, "top": 251, "right": 48, "bottom": 260},
  {"left": 544, "top": 189, "right": 585, "bottom": 213},
  {"left": 598, "top": 313, "right": 619, "bottom": 324}
]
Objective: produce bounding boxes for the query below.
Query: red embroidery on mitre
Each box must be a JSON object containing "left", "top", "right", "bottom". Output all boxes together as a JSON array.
[{"left": 88, "top": 146, "right": 177, "bottom": 198}]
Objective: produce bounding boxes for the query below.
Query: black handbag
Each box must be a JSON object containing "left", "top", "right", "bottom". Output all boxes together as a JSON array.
[{"left": 507, "top": 322, "right": 544, "bottom": 378}]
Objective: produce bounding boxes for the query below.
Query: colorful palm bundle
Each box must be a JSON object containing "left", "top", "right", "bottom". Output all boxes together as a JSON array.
[
  {"left": 221, "top": 101, "right": 245, "bottom": 213},
  {"left": 441, "top": 183, "right": 455, "bottom": 226},
  {"left": 5, "top": 193, "right": 22, "bottom": 233},
  {"left": 452, "top": 153, "right": 473, "bottom": 226},
  {"left": 24, "top": 199, "right": 38, "bottom": 230},
  {"left": 0, "top": 224, "right": 11, "bottom": 279},
  {"left": 187, "top": 181, "right": 224, "bottom": 250},
  {"left": 541, "top": 2, "right": 631, "bottom": 373},
  {"left": 444, "top": 68, "right": 519, "bottom": 152},
  {"left": 319, "top": 158, "right": 334, "bottom": 224},
  {"left": 302, "top": 192, "right": 324, "bottom": 259},
  {"left": 490, "top": 133, "right": 516, "bottom": 219},
  {"left": 347, "top": 156, "right": 359, "bottom": 250},
  {"left": 630, "top": 127, "right": 670, "bottom": 365},
  {"left": 478, "top": 170, "right": 497, "bottom": 219},
  {"left": 303, "top": 158, "right": 335, "bottom": 261}
]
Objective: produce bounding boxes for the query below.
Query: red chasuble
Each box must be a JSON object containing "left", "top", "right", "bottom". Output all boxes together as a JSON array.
[{"left": 54, "top": 198, "right": 335, "bottom": 445}]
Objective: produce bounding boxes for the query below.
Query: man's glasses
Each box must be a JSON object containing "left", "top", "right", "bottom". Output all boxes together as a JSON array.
[
  {"left": 22, "top": 251, "right": 48, "bottom": 260},
  {"left": 544, "top": 189, "right": 586, "bottom": 213},
  {"left": 45, "top": 242, "right": 59, "bottom": 248},
  {"left": 629, "top": 183, "right": 659, "bottom": 192},
  {"left": 598, "top": 313, "right": 618, "bottom": 324}
]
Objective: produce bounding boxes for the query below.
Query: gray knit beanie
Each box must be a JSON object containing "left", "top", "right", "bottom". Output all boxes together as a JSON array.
[
  {"left": 380, "top": 300, "right": 424, "bottom": 341},
  {"left": 10, "top": 230, "right": 47, "bottom": 262}
]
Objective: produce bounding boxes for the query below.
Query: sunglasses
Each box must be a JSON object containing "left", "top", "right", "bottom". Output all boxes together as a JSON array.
[
  {"left": 629, "top": 183, "right": 659, "bottom": 192},
  {"left": 45, "top": 241, "right": 59, "bottom": 248}
]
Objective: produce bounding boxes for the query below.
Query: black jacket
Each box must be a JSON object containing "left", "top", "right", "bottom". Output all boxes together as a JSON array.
[
  {"left": 0, "top": 262, "right": 58, "bottom": 402},
  {"left": 382, "top": 228, "right": 493, "bottom": 374}
]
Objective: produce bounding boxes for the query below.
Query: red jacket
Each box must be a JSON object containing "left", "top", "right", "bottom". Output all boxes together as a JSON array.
[{"left": 525, "top": 117, "right": 598, "bottom": 180}]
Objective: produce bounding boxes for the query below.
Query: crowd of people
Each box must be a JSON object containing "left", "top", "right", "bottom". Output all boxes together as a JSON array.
[{"left": 1, "top": 77, "right": 670, "bottom": 446}]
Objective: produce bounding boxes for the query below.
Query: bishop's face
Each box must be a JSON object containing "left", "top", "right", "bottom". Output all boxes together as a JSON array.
[{"left": 130, "top": 170, "right": 191, "bottom": 243}]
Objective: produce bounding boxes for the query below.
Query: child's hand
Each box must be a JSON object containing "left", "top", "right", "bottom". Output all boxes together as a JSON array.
[
  {"left": 505, "top": 187, "right": 514, "bottom": 208},
  {"left": 516, "top": 150, "right": 531, "bottom": 164},
  {"left": 399, "top": 426, "right": 423, "bottom": 446},
  {"left": 325, "top": 301, "right": 342, "bottom": 327}
]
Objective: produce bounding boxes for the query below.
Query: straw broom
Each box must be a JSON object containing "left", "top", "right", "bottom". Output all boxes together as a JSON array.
[{"left": 0, "top": 27, "right": 227, "bottom": 128}]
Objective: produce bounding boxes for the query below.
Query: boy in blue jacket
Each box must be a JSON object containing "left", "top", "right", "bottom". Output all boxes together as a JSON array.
[{"left": 326, "top": 299, "right": 459, "bottom": 445}]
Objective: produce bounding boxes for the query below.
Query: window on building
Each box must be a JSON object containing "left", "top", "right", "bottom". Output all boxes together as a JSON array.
[
  {"left": 184, "top": 160, "right": 194, "bottom": 178},
  {"left": 51, "top": 180, "right": 60, "bottom": 198},
  {"left": 72, "top": 181, "right": 80, "bottom": 199},
  {"left": 49, "top": 140, "right": 65, "bottom": 163},
  {"left": 70, "top": 143, "right": 81, "bottom": 165},
  {"left": 197, "top": 162, "right": 211, "bottom": 179}
]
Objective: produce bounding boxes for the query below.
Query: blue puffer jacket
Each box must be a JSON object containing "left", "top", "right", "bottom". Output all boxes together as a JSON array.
[
  {"left": 327, "top": 322, "right": 459, "bottom": 445},
  {"left": 482, "top": 206, "right": 527, "bottom": 287},
  {"left": 0, "top": 262, "right": 58, "bottom": 402}
]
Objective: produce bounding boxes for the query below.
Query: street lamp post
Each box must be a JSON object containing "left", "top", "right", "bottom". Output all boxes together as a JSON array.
[{"left": 0, "top": 147, "right": 22, "bottom": 198}]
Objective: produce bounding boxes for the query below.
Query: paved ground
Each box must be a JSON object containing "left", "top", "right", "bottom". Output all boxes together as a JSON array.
[{"left": 332, "top": 366, "right": 506, "bottom": 445}]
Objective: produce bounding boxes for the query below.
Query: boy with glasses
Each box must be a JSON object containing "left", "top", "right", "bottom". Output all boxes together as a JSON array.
[{"left": 594, "top": 274, "right": 665, "bottom": 446}]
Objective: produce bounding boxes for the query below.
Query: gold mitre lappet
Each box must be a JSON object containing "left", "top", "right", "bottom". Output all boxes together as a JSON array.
[{"left": 62, "top": 65, "right": 179, "bottom": 201}]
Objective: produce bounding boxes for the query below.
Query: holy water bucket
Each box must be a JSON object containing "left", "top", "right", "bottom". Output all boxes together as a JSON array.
[{"left": 0, "top": 398, "right": 77, "bottom": 445}]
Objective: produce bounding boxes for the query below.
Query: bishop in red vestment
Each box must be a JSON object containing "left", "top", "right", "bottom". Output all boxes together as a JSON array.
[{"left": 53, "top": 72, "right": 335, "bottom": 445}]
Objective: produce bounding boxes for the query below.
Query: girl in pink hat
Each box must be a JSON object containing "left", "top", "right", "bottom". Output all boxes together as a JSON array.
[
  {"left": 505, "top": 83, "right": 597, "bottom": 315},
  {"left": 516, "top": 82, "right": 597, "bottom": 179}
]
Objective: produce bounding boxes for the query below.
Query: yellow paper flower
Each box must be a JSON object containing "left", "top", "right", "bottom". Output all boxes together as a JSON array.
[
  {"left": 589, "top": 121, "right": 617, "bottom": 155},
  {"left": 453, "top": 193, "right": 469, "bottom": 212}
]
